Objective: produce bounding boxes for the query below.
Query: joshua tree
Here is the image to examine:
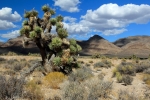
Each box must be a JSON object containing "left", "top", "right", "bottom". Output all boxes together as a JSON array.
[{"left": 20, "top": 5, "right": 82, "bottom": 74}]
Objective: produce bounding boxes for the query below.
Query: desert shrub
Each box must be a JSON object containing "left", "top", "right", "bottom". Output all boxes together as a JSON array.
[
  {"left": 117, "top": 63, "right": 136, "bottom": 76},
  {"left": 143, "top": 74, "right": 150, "bottom": 86},
  {"left": 68, "top": 66, "right": 93, "bottom": 82},
  {"left": 85, "top": 78, "right": 113, "bottom": 100},
  {"left": 135, "top": 61, "right": 150, "bottom": 73},
  {"left": 94, "top": 62, "right": 107, "bottom": 68},
  {"left": 85, "top": 63, "right": 91, "bottom": 67},
  {"left": 44, "top": 72, "right": 66, "bottom": 89},
  {"left": 88, "top": 60, "right": 93, "bottom": 64},
  {"left": 118, "top": 90, "right": 140, "bottom": 100},
  {"left": 143, "top": 87, "right": 150, "bottom": 100},
  {"left": 0, "top": 75, "right": 24, "bottom": 99},
  {"left": 24, "top": 80, "right": 43, "bottom": 100},
  {"left": 94, "top": 60, "right": 112, "bottom": 69},
  {"left": 92, "top": 53, "right": 106, "bottom": 59},
  {"left": 48, "top": 96, "right": 62, "bottom": 100},
  {"left": 7, "top": 58, "right": 18, "bottom": 64},
  {"left": 6, "top": 51, "right": 18, "bottom": 56},
  {"left": 116, "top": 72, "right": 123, "bottom": 83},
  {"left": 97, "top": 72, "right": 105, "bottom": 80},
  {"left": 0, "top": 57, "right": 6, "bottom": 62},
  {"left": 144, "top": 68, "right": 150, "bottom": 74},
  {"left": 122, "top": 75, "right": 133, "bottom": 85},
  {"left": 61, "top": 82, "right": 87, "bottom": 100}
]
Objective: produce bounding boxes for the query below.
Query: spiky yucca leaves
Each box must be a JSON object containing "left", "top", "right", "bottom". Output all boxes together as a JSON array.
[
  {"left": 29, "top": 31, "right": 37, "bottom": 39},
  {"left": 20, "top": 26, "right": 31, "bottom": 36},
  {"left": 30, "top": 10, "right": 38, "bottom": 17},
  {"left": 34, "top": 26, "right": 42, "bottom": 34},
  {"left": 24, "top": 11, "right": 31, "bottom": 18},
  {"left": 22, "top": 20, "right": 28, "bottom": 26},
  {"left": 50, "top": 18, "right": 57, "bottom": 26},
  {"left": 70, "top": 39, "right": 77, "bottom": 46},
  {"left": 42, "top": 5, "right": 50, "bottom": 12},
  {"left": 76, "top": 44, "right": 82, "bottom": 52},
  {"left": 57, "top": 28, "right": 68, "bottom": 38},
  {"left": 56, "top": 22, "right": 63, "bottom": 29},
  {"left": 24, "top": 10, "right": 38, "bottom": 18},
  {"left": 52, "top": 57, "right": 61, "bottom": 66},
  {"left": 49, "top": 37, "right": 62, "bottom": 50},
  {"left": 70, "top": 45, "right": 77, "bottom": 54},
  {"left": 50, "top": 9, "right": 55, "bottom": 15},
  {"left": 56, "top": 15, "right": 63, "bottom": 22}
]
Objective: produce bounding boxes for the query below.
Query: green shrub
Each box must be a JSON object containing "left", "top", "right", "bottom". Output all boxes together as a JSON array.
[
  {"left": 122, "top": 75, "right": 133, "bottom": 85},
  {"left": 117, "top": 63, "right": 136, "bottom": 76},
  {"left": 0, "top": 75, "right": 24, "bottom": 99},
  {"left": 118, "top": 90, "right": 140, "bottom": 100},
  {"left": 68, "top": 66, "right": 93, "bottom": 82},
  {"left": 62, "top": 82, "right": 86, "bottom": 100},
  {"left": 85, "top": 78, "right": 113, "bottom": 99}
]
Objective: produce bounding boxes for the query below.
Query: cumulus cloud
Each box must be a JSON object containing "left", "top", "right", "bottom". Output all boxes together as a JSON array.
[
  {"left": 63, "top": 3, "right": 150, "bottom": 37},
  {"left": 80, "top": 3, "right": 150, "bottom": 35},
  {"left": 1, "top": 30, "right": 20, "bottom": 39},
  {"left": 0, "top": 7, "right": 22, "bottom": 22},
  {"left": 53, "top": 0, "right": 80, "bottom": 12},
  {"left": 0, "top": 7, "right": 22, "bottom": 30},
  {"left": 0, "top": 20, "right": 16, "bottom": 30}
]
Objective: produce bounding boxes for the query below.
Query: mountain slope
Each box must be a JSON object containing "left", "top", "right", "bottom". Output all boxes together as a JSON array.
[{"left": 78, "top": 35, "right": 121, "bottom": 56}]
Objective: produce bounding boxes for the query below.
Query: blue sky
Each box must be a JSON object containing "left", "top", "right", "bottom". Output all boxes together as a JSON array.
[{"left": 1, "top": 0, "right": 150, "bottom": 42}]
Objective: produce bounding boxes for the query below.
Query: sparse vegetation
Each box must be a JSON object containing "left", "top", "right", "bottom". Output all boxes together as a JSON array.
[{"left": 44, "top": 72, "right": 67, "bottom": 89}]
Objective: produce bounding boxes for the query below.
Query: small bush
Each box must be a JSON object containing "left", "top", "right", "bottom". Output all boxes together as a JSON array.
[
  {"left": 0, "top": 75, "right": 24, "bottom": 99},
  {"left": 61, "top": 82, "right": 87, "bottom": 100},
  {"left": 135, "top": 61, "right": 150, "bottom": 73},
  {"left": 24, "top": 80, "right": 43, "bottom": 100},
  {"left": 68, "top": 66, "right": 93, "bottom": 82},
  {"left": 44, "top": 72, "right": 66, "bottom": 89},
  {"left": 144, "top": 68, "right": 150, "bottom": 74},
  {"left": 85, "top": 78, "right": 113, "bottom": 99},
  {"left": 89, "top": 60, "right": 93, "bottom": 64},
  {"left": 94, "top": 60, "right": 112, "bottom": 69},
  {"left": 143, "top": 74, "right": 150, "bottom": 86},
  {"left": 117, "top": 63, "right": 136, "bottom": 76},
  {"left": 118, "top": 90, "right": 140, "bottom": 100},
  {"left": 122, "top": 75, "right": 133, "bottom": 85}
]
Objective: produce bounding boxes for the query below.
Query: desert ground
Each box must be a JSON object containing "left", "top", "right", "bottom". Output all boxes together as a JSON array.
[{"left": 0, "top": 55, "right": 150, "bottom": 100}]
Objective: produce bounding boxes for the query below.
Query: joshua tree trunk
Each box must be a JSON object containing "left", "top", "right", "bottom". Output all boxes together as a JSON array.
[{"left": 36, "top": 40, "right": 47, "bottom": 65}]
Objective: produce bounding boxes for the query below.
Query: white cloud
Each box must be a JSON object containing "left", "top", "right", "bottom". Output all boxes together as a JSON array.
[
  {"left": 103, "top": 28, "right": 127, "bottom": 35},
  {"left": 0, "top": 20, "right": 16, "bottom": 30},
  {"left": 64, "top": 16, "right": 77, "bottom": 23},
  {"left": 64, "top": 3, "right": 150, "bottom": 36},
  {"left": 0, "top": 7, "right": 22, "bottom": 22},
  {"left": 1, "top": 30, "right": 20, "bottom": 39},
  {"left": 53, "top": 0, "right": 80, "bottom": 12},
  {"left": 0, "top": 7, "right": 22, "bottom": 30}
]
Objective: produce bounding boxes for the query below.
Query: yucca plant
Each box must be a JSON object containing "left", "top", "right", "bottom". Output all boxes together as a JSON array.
[
  {"left": 20, "top": 4, "right": 82, "bottom": 74},
  {"left": 50, "top": 9, "right": 55, "bottom": 15},
  {"left": 56, "top": 15, "right": 63, "bottom": 22},
  {"left": 69, "top": 39, "right": 77, "bottom": 46},
  {"left": 70, "top": 45, "right": 77, "bottom": 54},
  {"left": 49, "top": 37, "right": 62, "bottom": 49},
  {"left": 29, "top": 31, "right": 37, "bottom": 39},
  {"left": 52, "top": 57, "right": 61, "bottom": 66},
  {"left": 24, "top": 11, "right": 31, "bottom": 18},
  {"left": 57, "top": 28, "right": 68, "bottom": 38},
  {"left": 34, "top": 26, "right": 42, "bottom": 34},
  {"left": 22, "top": 20, "right": 28, "bottom": 26},
  {"left": 30, "top": 10, "right": 38, "bottom": 17},
  {"left": 42, "top": 5, "right": 50, "bottom": 12},
  {"left": 50, "top": 18, "right": 57, "bottom": 26}
]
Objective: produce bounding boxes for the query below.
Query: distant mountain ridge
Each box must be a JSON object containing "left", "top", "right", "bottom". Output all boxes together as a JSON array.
[{"left": 1, "top": 35, "right": 150, "bottom": 58}]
